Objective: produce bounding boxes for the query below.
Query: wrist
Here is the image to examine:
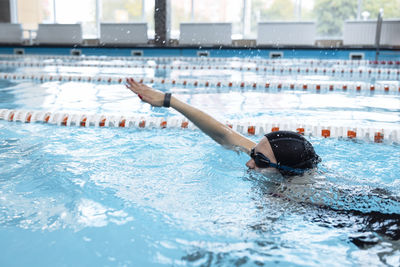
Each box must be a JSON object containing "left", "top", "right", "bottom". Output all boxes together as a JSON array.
[
  {"left": 163, "top": 93, "right": 171, "bottom": 108},
  {"left": 169, "top": 95, "right": 181, "bottom": 110}
]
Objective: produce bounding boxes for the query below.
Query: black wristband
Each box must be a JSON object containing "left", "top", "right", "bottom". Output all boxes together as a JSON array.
[{"left": 163, "top": 93, "right": 172, "bottom": 108}]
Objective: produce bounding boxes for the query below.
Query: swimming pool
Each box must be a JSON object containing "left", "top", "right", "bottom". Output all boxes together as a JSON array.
[{"left": 0, "top": 49, "right": 399, "bottom": 266}]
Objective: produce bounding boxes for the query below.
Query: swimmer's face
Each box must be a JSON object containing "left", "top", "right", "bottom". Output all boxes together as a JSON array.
[{"left": 246, "top": 136, "right": 277, "bottom": 170}]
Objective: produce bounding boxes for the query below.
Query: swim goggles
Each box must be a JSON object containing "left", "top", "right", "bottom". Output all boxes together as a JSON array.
[{"left": 250, "top": 148, "right": 305, "bottom": 175}]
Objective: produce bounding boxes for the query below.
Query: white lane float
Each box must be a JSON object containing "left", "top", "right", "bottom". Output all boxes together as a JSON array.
[
  {"left": 1, "top": 54, "right": 399, "bottom": 67},
  {"left": 0, "top": 72, "right": 399, "bottom": 93},
  {"left": 0, "top": 109, "right": 398, "bottom": 143},
  {"left": 1, "top": 60, "right": 399, "bottom": 79}
]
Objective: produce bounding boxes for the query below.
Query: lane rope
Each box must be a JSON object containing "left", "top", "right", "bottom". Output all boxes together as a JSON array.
[
  {"left": 0, "top": 109, "right": 398, "bottom": 143},
  {"left": 0, "top": 72, "right": 399, "bottom": 93},
  {"left": 1, "top": 60, "right": 399, "bottom": 79},
  {"left": 1, "top": 54, "right": 399, "bottom": 67}
]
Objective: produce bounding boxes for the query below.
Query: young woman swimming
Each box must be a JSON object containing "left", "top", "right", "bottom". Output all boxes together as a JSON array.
[
  {"left": 126, "top": 78, "right": 320, "bottom": 176},
  {"left": 126, "top": 78, "right": 400, "bottom": 224}
]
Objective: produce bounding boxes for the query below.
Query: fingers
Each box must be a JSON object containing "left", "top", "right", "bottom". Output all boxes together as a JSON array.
[
  {"left": 127, "top": 78, "right": 141, "bottom": 89},
  {"left": 130, "top": 78, "right": 140, "bottom": 86},
  {"left": 125, "top": 78, "right": 141, "bottom": 94},
  {"left": 126, "top": 78, "right": 146, "bottom": 103}
]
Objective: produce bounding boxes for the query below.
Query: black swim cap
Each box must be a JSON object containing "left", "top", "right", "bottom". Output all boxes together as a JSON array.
[{"left": 265, "top": 131, "right": 321, "bottom": 175}]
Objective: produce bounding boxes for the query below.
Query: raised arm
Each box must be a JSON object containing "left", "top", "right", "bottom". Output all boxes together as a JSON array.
[{"left": 126, "top": 78, "right": 255, "bottom": 153}]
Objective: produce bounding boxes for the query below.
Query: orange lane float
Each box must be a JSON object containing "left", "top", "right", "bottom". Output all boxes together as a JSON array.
[
  {"left": 8, "top": 111, "right": 15, "bottom": 121},
  {"left": 99, "top": 117, "right": 106, "bottom": 127},
  {"left": 80, "top": 117, "right": 87, "bottom": 127},
  {"left": 374, "top": 132, "right": 384, "bottom": 143},
  {"left": 181, "top": 121, "right": 189, "bottom": 128},
  {"left": 25, "top": 113, "right": 32, "bottom": 123},
  {"left": 44, "top": 114, "right": 50, "bottom": 123},
  {"left": 296, "top": 128, "right": 305, "bottom": 135},
  {"left": 347, "top": 130, "right": 357, "bottom": 139},
  {"left": 61, "top": 115, "right": 68, "bottom": 126},
  {"left": 321, "top": 129, "right": 330, "bottom": 138},
  {"left": 139, "top": 120, "right": 146, "bottom": 128},
  {"left": 247, "top": 126, "right": 255, "bottom": 135}
]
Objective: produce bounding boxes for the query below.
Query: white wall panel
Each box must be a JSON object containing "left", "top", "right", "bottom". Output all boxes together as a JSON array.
[
  {"left": 343, "top": 21, "right": 376, "bottom": 46},
  {"left": 344, "top": 20, "right": 400, "bottom": 46},
  {"left": 381, "top": 20, "right": 400, "bottom": 46},
  {"left": 0, "top": 23, "right": 22, "bottom": 44},
  {"left": 179, "top": 23, "right": 232, "bottom": 46},
  {"left": 257, "top": 22, "right": 316, "bottom": 46},
  {"left": 100, "top": 23, "right": 148, "bottom": 45},
  {"left": 36, "top": 24, "right": 82, "bottom": 45}
]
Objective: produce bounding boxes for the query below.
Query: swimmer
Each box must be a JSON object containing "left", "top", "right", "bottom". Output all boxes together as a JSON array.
[
  {"left": 126, "top": 78, "right": 321, "bottom": 176},
  {"left": 126, "top": 78, "right": 400, "bottom": 219}
]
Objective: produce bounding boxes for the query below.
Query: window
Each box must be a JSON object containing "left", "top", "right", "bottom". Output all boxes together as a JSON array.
[
  {"left": 171, "top": 0, "right": 244, "bottom": 39},
  {"left": 250, "top": 0, "right": 400, "bottom": 38},
  {"left": 101, "top": 0, "right": 155, "bottom": 37},
  {"left": 13, "top": 0, "right": 154, "bottom": 39},
  {"left": 55, "top": 0, "right": 97, "bottom": 38},
  {"left": 16, "top": 0, "right": 53, "bottom": 32},
  {"left": 249, "top": 0, "right": 311, "bottom": 38},
  {"left": 10, "top": 0, "right": 400, "bottom": 41},
  {"left": 170, "top": 0, "right": 192, "bottom": 39}
]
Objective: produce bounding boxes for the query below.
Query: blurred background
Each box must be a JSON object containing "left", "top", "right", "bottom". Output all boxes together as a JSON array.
[{"left": 7, "top": 0, "right": 400, "bottom": 40}]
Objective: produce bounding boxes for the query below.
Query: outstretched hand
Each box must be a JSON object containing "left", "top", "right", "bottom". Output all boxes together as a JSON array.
[{"left": 126, "top": 78, "right": 165, "bottom": 107}]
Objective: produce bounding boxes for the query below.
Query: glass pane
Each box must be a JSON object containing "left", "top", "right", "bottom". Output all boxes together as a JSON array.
[
  {"left": 309, "top": 0, "right": 400, "bottom": 38},
  {"left": 17, "top": 0, "right": 53, "bottom": 31},
  {"left": 101, "top": 0, "right": 154, "bottom": 38},
  {"left": 102, "top": 0, "right": 143, "bottom": 22},
  {"left": 171, "top": 0, "right": 192, "bottom": 39},
  {"left": 312, "top": 0, "right": 356, "bottom": 37},
  {"left": 249, "top": 0, "right": 298, "bottom": 37},
  {"left": 249, "top": 0, "right": 400, "bottom": 39},
  {"left": 363, "top": 0, "right": 400, "bottom": 19},
  {"left": 55, "top": 0, "right": 97, "bottom": 38},
  {"left": 253, "top": 0, "right": 296, "bottom": 21},
  {"left": 193, "top": 0, "right": 243, "bottom": 38},
  {"left": 145, "top": 0, "right": 155, "bottom": 38}
]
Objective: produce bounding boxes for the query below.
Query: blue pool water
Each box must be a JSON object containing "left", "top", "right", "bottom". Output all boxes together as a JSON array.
[{"left": 0, "top": 51, "right": 399, "bottom": 266}]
